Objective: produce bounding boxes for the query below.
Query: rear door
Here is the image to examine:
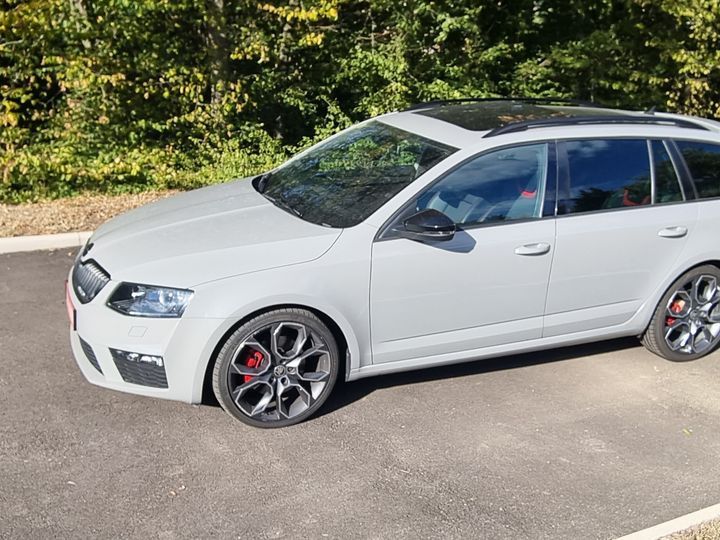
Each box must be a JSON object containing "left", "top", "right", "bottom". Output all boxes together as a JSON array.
[{"left": 544, "top": 138, "right": 697, "bottom": 337}]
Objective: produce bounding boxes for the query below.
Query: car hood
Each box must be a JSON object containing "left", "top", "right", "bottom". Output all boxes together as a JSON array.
[{"left": 86, "top": 178, "right": 341, "bottom": 288}]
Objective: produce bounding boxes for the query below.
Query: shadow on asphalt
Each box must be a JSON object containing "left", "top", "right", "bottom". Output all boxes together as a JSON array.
[
  {"left": 318, "top": 337, "right": 641, "bottom": 418},
  {"left": 201, "top": 337, "right": 642, "bottom": 416}
]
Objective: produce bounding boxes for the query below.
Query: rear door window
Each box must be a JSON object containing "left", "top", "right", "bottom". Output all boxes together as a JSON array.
[
  {"left": 559, "top": 139, "right": 651, "bottom": 214},
  {"left": 676, "top": 140, "right": 720, "bottom": 199}
]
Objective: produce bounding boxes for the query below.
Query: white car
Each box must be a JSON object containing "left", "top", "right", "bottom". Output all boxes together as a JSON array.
[{"left": 67, "top": 99, "right": 720, "bottom": 427}]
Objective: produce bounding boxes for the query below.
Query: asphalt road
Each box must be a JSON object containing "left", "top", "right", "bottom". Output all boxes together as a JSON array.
[{"left": 2, "top": 249, "right": 720, "bottom": 539}]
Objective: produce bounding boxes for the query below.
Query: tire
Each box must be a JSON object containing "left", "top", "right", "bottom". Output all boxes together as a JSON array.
[
  {"left": 212, "top": 308, "right": 339, "bottom": 428},
  {"left": 642, "top": 265, "right": 720, "bottom": 361}
]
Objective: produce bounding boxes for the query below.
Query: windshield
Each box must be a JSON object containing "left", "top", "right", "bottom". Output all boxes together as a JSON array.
[{"left": 258, "top": 121, "right": 457, "bottom": 227}]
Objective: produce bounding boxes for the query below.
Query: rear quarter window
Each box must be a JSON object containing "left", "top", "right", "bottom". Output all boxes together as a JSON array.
[{"left": 676, "top": 140, "right": 720, "bottom": 199}]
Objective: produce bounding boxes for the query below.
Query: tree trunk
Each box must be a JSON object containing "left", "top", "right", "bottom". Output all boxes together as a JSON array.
[
  {"left": 68, "top": 0, "right": 92, "bottom": 50},
  {"left": 206, "top": 0, "right": 229, "bottom": 105}
]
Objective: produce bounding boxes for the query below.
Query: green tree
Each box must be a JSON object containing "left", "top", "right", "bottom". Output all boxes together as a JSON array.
[{"left": 1, "top": 0, "right": 719, "bottom": 203}]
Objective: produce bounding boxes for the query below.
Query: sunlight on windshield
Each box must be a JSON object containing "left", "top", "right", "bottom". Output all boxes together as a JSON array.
[{"left": 261, "top": 121, "right": 457, "bottom": 227}]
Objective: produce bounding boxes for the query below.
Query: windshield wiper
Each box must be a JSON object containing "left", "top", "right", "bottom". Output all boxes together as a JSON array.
[{"left": 263, "top": 193, "right": 304, "bottom": 219}]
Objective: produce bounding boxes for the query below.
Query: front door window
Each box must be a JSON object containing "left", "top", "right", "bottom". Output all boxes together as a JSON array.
[{"left": 413, "top": 143, "right": 550, "bottom": 226}]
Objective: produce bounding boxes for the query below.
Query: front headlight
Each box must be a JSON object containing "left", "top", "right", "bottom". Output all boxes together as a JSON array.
[{"left": 107, "top": 283, "right": 193, "bottom": 318}]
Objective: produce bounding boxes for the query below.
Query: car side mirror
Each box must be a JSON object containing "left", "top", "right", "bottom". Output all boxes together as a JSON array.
[{"left": 397, "top": 209, "right": 456, "bottom": 242}]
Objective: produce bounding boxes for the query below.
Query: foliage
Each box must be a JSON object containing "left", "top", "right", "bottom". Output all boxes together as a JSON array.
[{"left": 1, "top": 0, "right": 719, "bottom": 203}]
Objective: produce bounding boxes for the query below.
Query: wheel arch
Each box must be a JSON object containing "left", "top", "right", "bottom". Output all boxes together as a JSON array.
[
  {"left": 688, "top": 259, "right": 720, "bottom": 271},
  {"left": 661, "top": 259, "right": 720, "bottom": 302},
  {"left": 640, "top": 258, "right": 720, "bottom": 359},
  {"left": 200, "top": 303, "right": 356, "bottom": 404},
  {"left": 638, "top": 258, "right": 720, "bottom": 337}
]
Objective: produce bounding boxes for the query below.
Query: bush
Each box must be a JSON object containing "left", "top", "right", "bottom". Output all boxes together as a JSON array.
[{"left": 2, "top": 0, "right": 719, "bottom": 204}]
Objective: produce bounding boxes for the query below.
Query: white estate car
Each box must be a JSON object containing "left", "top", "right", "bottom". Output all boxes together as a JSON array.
[{"left": 67, "top": 99, "right": 720, "bottom": 427}]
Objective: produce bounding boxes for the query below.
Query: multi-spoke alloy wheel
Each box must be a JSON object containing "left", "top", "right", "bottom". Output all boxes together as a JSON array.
[
  {"left": 213, "top": 309, "right": 339, "bottom": 428},
  {"left": 643, "top": 265, "right": 720, "bottom": 361}
]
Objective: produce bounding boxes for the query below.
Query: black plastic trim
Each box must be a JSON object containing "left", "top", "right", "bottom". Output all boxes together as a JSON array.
[
  {"left": 110, "top": 348, "right": 168, "bottom": 388},
  {"left": 79, "top": 337, "right": 103, "bottom": 374},
  {"left": 404, "top": 97, "right": 601, "bottom": 112},
  {"left": 543, "top": 142, "right": 559, "bottom": 218},
  {"left": 71, "top": 258, "right": 111, "bottom": 304},
  {"left": 650, "top": 139, "right": 688, "bottom": 202},
  {"left": 553, "top": 198, "right": 695, "bottom": 221},
  {"left": 484, "top": 115, "right": 711, "bottom": 138},
  {"left": 667, "top": 139, "right": 700, "bottom": 200}
]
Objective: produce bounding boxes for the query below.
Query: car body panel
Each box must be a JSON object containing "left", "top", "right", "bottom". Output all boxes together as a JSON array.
[
  {"left": 376, "top": 111, "right": 474, "bottom": 148},
  {"left": 89, "top": 178, "right": 341, "bottom": 288},
  {"left": 544, "top": 203, "right": 698, "bottom": 336},
  {"left": 370, "top": 219, "right": 555, "bottom": 363}
]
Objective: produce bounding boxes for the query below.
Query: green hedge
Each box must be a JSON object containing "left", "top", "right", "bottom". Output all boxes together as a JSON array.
[{"left": 2, "top": 0, "right": 719, "bottom": 203}]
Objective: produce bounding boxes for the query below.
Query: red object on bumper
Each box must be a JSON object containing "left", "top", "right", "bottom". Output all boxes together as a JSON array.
[{"left": 65, "top": 280, "right": 76, "bottom": 330}]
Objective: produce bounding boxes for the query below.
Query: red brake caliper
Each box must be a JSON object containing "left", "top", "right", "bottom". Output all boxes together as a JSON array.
[
  {"left": 666, "top": 299, "right": 686, "bottom": 327},
  {"left": 243, "top": 350, "right": 265, "bottom": 383}
]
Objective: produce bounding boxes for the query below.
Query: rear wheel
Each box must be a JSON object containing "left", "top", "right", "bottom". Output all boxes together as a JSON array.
[
  {"left": 212, "top": 308, "right": 339, "bottom": 428},
  {"left": 642, "top": 265, "right": 720, "bottom": 361}
]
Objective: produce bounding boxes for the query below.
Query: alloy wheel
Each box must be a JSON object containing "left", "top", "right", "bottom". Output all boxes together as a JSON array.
[
  {"left": 226, "top": 322, "right": 332, "bottom": 422},
  {"left": 664, "top": 274, "right": 720, "bottom": 355}
]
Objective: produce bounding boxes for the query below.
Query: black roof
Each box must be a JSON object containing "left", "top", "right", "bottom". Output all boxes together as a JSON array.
[{"left": 408, "top": 99, "right": 709, "bottom": 136}]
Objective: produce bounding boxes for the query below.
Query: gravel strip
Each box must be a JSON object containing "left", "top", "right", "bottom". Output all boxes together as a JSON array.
[
  {"left": 0, "top": 191, "right": 178, "bottom": 237},
  {"left": 665, "top": 518, "right": 720, "bottom": 539}
]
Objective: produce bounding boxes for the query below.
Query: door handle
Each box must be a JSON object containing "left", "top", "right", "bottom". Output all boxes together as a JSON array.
[
  {"left": 514, "top": 242, "right": 551, "bottom": 256},
  {"left": 658, "top": 226, "right": 688, "bottom": 238}
]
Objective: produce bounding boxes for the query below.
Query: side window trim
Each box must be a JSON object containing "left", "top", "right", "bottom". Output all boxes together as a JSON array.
[
  {"left": 542, "top": 141, "right": 559, "bottom": 218},
  {"left": 556, "top": 140, "right": 571, "bottom": 215},
  {"left": 648, "top": 140, "right": 657, "bottom": 204},
  {"left": 374, "top": 140, "right": 558, "bottom": 242},
  {"left": 667, "top": 139, "right": 699, "bottom": 200},
  {"left": 649, "top": 139, "right": 686, "bottom": 202}
]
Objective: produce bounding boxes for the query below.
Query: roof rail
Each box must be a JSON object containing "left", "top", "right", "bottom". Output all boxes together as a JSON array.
[
  {"left": 483, "top": 115, "right": 711, "bottom": 138},
  {"left": 404, "top": 97, "right": 601, "bottom": 112},
  {"left": 651, "top": 111, "right": 720, "bottom": 133}
]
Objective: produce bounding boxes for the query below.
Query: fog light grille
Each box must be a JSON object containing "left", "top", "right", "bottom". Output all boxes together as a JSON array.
[
  {"left": 109, "top": 348, "right": 168, "bottom": 388},
  {"left": 79, "top": 337, "right": 103, "bottom": 374}
]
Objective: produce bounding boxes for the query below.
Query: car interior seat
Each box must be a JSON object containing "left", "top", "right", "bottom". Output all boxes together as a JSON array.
[
  {"left": 504, "top": 152, "right": 545, "bottom": 220},
  {"left": 425, "top": 191, "right": 491, "bottom": 224}
]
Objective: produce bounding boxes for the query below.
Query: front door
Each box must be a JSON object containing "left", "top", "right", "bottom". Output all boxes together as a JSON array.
[{"left": 370, "top": 142, "right": 557, "bottom": 364}]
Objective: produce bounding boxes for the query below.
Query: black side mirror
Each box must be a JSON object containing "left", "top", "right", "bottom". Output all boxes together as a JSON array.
[{"left": 398, "top": 209, "right": 456, "bottom": 242}]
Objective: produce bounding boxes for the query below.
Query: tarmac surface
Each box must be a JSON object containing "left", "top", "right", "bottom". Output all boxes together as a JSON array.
[{"left": 2, "top": 249, "right": 720, "bottom": 539}]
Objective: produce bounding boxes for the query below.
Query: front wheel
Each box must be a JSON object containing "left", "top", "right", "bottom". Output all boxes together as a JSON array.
[
  {"left": 642, "top": 265, "right": 720, "bottom": 361},
  {"left": 212, "top": 308, "right": 339, "bottom": 428}
]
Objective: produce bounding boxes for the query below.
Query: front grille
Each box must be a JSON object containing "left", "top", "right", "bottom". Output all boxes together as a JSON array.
[
  {"left": 79, "top": 337, "right": 103, "bottom": 374},
  {"left": 110, "top": 349, "right": 168, "bottom": 388},
  {"left": 72, "top": 259, "right": 110, "bottom": 304}
]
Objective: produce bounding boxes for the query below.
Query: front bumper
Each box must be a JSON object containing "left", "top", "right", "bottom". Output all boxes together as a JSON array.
[{"left": 67, "top": 270, "right": 223, "bottom": 403}]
